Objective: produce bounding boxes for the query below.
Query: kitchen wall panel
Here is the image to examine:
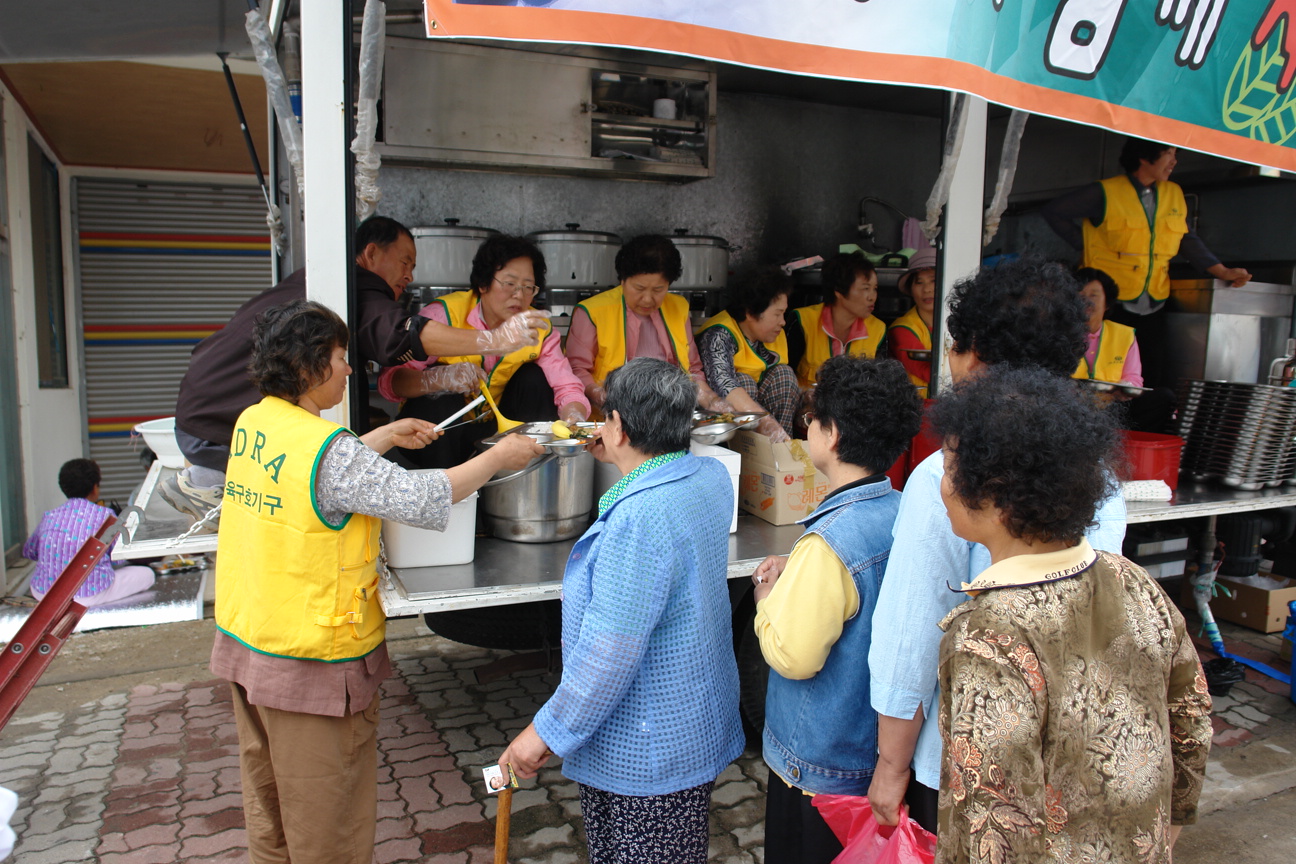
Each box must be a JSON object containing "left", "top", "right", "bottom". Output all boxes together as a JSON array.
[{"left": 378, "top": 91, "right": 941, "bottom": 272}]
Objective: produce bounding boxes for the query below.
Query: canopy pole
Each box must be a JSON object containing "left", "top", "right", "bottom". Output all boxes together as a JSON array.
[
  {"left": 932, "top": 94, "right": 987, "bottom": 397},
  {"left": 301, "top": 0, "right": 356, "bottom": 427}
]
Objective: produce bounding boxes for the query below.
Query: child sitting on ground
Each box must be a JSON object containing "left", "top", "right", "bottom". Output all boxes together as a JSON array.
[{"left": 24, "top": 459, "right": 155, "bottom": 606}]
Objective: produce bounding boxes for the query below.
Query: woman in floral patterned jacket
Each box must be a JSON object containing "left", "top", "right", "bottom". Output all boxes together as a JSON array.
[{"left": 930, "top": 366, "right": 1211, "bottom": 864}]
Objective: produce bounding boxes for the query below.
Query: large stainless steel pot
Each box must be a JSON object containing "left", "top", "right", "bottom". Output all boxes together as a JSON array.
[
  {"left": 410, "top": 219, "right": 497, "bottom": 288},
  {"left": 670, "top": 229, "right": 730, "bottom": 290},
  {"left": 477, "top": 423, "right": 595, "bottom": 543},
  {"left": 527, "top": 224, "right": 621, "bottom": 289}
]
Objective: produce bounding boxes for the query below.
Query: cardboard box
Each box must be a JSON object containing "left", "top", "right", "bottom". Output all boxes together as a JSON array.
[
  {"left": 1202, "top": 573, "right": 1296, "bottom": 634},
  {"left": 730, "top": 430, "right": 828, "bottom": 525}
]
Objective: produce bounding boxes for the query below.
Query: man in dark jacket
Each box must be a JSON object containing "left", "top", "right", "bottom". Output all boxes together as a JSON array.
[{"left": 161, "top": 215, "right": 545, "bottom": 520}]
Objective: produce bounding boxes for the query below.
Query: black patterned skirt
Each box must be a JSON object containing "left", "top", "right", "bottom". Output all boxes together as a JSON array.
[{"left": 578, "top": 780, "right": 715, "bottom": 864}]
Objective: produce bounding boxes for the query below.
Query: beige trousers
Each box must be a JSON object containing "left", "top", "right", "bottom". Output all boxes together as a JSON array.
[{"left": 230, "top": 684, "right": 380, "bottom": 864}]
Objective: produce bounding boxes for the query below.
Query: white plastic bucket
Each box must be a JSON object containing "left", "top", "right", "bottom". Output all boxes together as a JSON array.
[{"left": 382, "top": 487, "right": 478, "bottom": 568}]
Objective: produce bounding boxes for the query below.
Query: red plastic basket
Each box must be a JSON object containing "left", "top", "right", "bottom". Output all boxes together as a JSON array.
[{"left": 1122, "top": 430, "right": 1184, "bottom": 490}]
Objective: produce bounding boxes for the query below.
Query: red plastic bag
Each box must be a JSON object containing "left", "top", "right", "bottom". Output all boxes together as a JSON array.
[{"left": 812, "top": 795, "right": 937, "bottom": 864}]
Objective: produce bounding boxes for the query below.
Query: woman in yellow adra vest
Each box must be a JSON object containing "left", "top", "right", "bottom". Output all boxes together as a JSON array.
[
  {"left": 1043, "top": 137, "right": 1251, "bottom": 390},
  {"left": 1071, "top": 267, "right": 1177, "bottom": 433},
  {"left": 1072, "top": 267, "right": 1141, "bottom": 386},
  {"left": 378, "top": 234, "right": 590, "bottom": 467},
  {"left": 567, "top": 234, "right": 728, "bottom": 415},
  {"left": 786, "top": 251, "right": 886, "bottom": 388},
  {"left": 213, "top": 300, "right": 542, "bottom": 864},
  {"left": 697, "top": 267, "right": 798, "bottom": 442}
]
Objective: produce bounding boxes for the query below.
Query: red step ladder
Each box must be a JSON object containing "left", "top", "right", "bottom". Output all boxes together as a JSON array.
[{"left": 0, "top": 508, "right": 137, "bottom": 730}]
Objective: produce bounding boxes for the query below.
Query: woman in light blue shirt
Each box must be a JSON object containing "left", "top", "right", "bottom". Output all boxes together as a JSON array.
[{"left": 498, "top": 358, "right": 743, "bottom": 864}]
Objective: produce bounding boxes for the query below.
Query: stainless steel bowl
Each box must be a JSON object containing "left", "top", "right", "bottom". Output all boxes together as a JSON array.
[
  {"left": 691, "top": 421, "right": 740, "bottom": 445},
  {"left": 542, "top": 439, "right": 588, "bottom": 457}
]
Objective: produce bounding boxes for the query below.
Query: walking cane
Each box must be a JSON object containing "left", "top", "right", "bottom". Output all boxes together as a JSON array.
[{"left": 494, "top": 787, "right": 513, "bottom": 864}]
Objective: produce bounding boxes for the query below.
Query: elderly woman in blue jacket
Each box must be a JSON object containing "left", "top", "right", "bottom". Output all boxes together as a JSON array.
[{"left": 499, "top": 356, "right": 743, "bottom": 864}]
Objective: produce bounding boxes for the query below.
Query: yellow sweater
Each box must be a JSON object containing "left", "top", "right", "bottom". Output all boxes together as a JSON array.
[{"left": 753, "top": 533, "right": 858, "bottom": 680}]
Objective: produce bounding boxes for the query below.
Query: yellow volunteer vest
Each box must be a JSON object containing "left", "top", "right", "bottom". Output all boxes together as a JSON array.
[
  {"left": 699, "top": 310, "right": 789, "bottom": 385},
  {"left": 1082, "top": 175, "right": 1189, "bottom": 304},
  {"left": 433, "top": 290, "right": 552, "bottom": 405},
  {"left": 216, "top": 396, "right": 384, "bottom": 662},
  {"left": 577, "top": 286, "right": 693, "bottom": 383},
  {"left": 792, "top": 304, "right": 886, "bottom": 387},
  {"left": 888, "top": 306, "right": 932, "bottom": 391},
  {"left": 1073, "top": 320, "right": 1137, "bottom": 382}
]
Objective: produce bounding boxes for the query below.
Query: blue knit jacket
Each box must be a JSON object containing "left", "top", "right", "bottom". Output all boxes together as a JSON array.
[{"left": 533, "top": 453, "right": 744, "bottom": 796}]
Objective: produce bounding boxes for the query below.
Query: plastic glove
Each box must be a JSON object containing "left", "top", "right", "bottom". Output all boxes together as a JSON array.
[
  {"left": 700, "top": 392, "right": 733, "bottom": 414},
  {"left": 588, "top": 385, "right": 607, "bottom": 408},
  {"left": 757, "top": 415, "right": 791, "bottom": 444},
  {"left": 559, "top": 402, "right": 588, "bottom": 426},
  {"left": 416, "top": 362, "right": 485, "bottom": 396},
  {"left": 476, "top": 309, "right": 549, "bottom": 355}
]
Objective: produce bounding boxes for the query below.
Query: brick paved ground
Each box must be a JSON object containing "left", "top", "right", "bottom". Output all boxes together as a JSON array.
[
  {"left": 0, "top": 635, "right": 770, "bottom": 864},
  {"left": 0, "top": 617, "right": 1290, "bottom": 863}
]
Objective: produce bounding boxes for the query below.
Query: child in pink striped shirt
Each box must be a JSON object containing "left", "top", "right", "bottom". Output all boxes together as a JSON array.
[{"left": 24, "top": 459, "right": 155, "bottom": 606}]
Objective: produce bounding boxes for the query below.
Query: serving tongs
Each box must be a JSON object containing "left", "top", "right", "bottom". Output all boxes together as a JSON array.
[{"left": 431, "top": 387, "right": 526, "bottom": 434}]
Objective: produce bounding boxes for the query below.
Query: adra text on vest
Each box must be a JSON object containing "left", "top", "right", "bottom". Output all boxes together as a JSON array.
[{"left": 232, "top": 426, "right": 288, "bottom": 483}]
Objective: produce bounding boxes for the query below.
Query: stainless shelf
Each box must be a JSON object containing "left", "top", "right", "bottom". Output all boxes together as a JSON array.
[{"left": 1125, "top": 482, "right": 1296, "bottom": 524}]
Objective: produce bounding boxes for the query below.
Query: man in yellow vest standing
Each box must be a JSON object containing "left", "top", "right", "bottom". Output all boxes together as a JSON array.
[{"left": 1043, "top": 138, "right": 1251, "bottom": 389}]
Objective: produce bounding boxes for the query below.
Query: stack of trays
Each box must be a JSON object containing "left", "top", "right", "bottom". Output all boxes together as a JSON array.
[{"left": 1174, "top": 380, "right": 1296, "bottom": 490}]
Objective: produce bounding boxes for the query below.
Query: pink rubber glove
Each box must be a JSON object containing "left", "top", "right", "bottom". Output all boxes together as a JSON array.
[
  {"left": 416, "top": 362, "right": 486, "bottom": 396},
  {"left": 476, "top": 310, "right": 549, "bottom": 355},
  {"left": 757, "top": 415, "right": 791, "bottom": 444}
]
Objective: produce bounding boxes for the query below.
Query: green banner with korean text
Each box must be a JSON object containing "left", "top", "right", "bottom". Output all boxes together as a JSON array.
[{"left": 425, "top": 0, "right": 1296, "bottom": 171}]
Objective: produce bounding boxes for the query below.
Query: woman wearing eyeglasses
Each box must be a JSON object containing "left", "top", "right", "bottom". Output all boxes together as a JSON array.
[{"left": 379, "top": 234, "right": 590, "bottom": 467}]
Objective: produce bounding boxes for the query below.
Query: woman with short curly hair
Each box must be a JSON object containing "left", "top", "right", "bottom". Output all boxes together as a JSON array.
[
  {"left": 929, "top": 366, "right": 1211, "bottom": 864},
  {"left": 751, "top": 355, "right": 923, "bottom": 864},
  {"left": 214, "top": 300, "right": 543, "bottom": 864}
]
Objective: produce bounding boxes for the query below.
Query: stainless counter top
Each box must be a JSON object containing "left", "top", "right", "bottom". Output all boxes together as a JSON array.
[
  {"left": 381, "top": 484, "right": 1296, "bottom": 615},
  {"left": 112, "top": 462, "right": 218, "bottom": 561},
  {"left": 379, "top": 515, "right": 804, "bottom": 616}
]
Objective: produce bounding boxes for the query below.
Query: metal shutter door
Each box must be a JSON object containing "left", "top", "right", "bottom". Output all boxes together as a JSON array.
[{"left": 76, "top": 179, "right": 270, "bottom": 501}]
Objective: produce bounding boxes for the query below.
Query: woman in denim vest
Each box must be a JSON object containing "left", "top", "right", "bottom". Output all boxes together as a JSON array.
[{"left": 750, "top": 354, "right": 923, "bottom": 863}]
